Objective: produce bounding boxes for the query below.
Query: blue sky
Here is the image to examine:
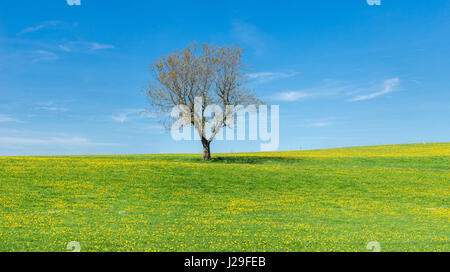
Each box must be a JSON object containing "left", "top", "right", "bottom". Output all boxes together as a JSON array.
[{"left": 0, "top": 0, "right": 449, "bottom": 155}]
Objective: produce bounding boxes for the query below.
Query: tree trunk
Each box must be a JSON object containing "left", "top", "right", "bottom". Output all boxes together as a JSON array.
[{"left": 201, "top": 139, "right": 211, "bottom": 160}]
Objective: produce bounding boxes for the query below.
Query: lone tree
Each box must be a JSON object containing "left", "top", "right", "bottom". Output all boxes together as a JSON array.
[{"left": 146, "top": 43, "right": 260, "bottom": 160}]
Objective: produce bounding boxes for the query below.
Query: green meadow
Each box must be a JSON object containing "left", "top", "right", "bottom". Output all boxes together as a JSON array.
[{"left": 0, "top": 143, "right": 448, "bottom": 252}]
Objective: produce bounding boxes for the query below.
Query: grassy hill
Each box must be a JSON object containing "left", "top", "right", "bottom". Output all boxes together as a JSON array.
[{"left": 0, "top": 143, "right": 448, "bottom": 252}]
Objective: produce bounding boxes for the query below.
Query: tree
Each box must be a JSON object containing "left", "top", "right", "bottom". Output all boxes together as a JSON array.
[{"left": 146, "top": 43, "right": 261, "bottom": 160}]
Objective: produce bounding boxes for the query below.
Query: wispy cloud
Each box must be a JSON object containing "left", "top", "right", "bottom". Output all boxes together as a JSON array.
[
  {"left": 349, "top": 78, "right": 400, "bottom": 102},
  {"left": 300, "top": 117, "right": 336, "bottom": 128},
  {"left": 305, "top": 122, "right": 332, "bottom": 127},
  {"left": 0, "top": 128, "right": 115, "bottom": 155},
  {"left": 112, "top": 109, "right": 149, "bottom": 123},
  {"left": 90, "top": 42, "right": 115, "bottom": 50},
  {"left": 39, "top": 106, "right": 71, "bottom": 112},
  {"left": 272, "top": 78, "right": 402, "bottom": 103},
  {"left": 26, "top": 42, "right": 113, "bottom": 63},
  {"left": 271, "top": 80, "right": 349, "bottom": 102},
  {"left": 0, "top": 115, "right": 21, "bottom": 123},
  {"left": 58, "top": 45, "right": 71, "bottom": 52},
  {"left": 272, "top": 91, "right": 309, "bottom": 102},
  {"left": 61, "top": 41, "right": 115, "bottom": 52},
  {"left": 0, "top": 136, "right": 112, "bottom": 146},
  {"left": 18, "top": 21, "right": 61, "bottom": 35},
  {"left": 112, "top": 114, "right": 129, "bottom": 123},
  {"left": 37, "top": 101, "right": 72, "bottom": 112},
  {"left": 32, "top": 50, "right": 59, "bottom": 63},
  {"left": 247, "top": 71, "right": 299, "bottom": 83},
  {"left": 6, "top": 21, "right": 114, "bottom": 64}
]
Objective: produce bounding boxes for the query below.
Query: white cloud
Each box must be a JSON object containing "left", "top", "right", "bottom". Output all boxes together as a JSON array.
[
  {"left": 112, "top": 109, "right": 147, "bottom": 123},
  {"left": 36, "top": 101, "right": 71, "bottom": 112},
  {"left": 271, "top": 78, "right": 400, "bottom": 103},
  {"left": 18, "top": 21, "right": 61, "bottom": 35},
  {"left": 0, "top": 115, "right": 21, "bottom": 123},
  {"left": 300, "top": 117, "right": 335, "bottom": 128},
  {"left": 39, "top": 106, "right": 71, "bottom": 112},
  {"left": 306, "top": 122, "right": 331, "bottom": 127},
  {"left": 0, "top": 129, "right": 115, "bottom": 155},
  {"left": 62, "top": 41, "right": 115, "bottom": 52},
  {"left": 112, "top": 114, "right": 129, "bottom": 123},
  {"left": 0, "top": 136, "right": 112, "bottom": 146},
  {"left": 66, "top": 0, "right": 81, "bottom": 6},
  {"left": 272, "top": 91, "right": 309, "bottom": 102},
  {"left": 270, "top": 80, "right": 351, "bottom": 102},
  {"left": 0, "top": 128, "right": 20, "bottom": 134},
  {"left": 32, "top": 50, "right": 59, "bottom": 63},
  {"left": 90, "top": 42, "right": 115, "bottom": 50},
  {"left": 58, "top": 45, "right": 71, "bottom": 52},
  {"left": 247, "top": 71, "right": 299, "bottom": 83},
  {"left": 349, "top": 78, "right": 400, "bottom": 102}
]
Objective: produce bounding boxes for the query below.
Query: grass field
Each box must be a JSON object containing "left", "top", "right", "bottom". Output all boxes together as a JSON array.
[{"left": 0, "top": 143, "right": 448, "bottom": 252}]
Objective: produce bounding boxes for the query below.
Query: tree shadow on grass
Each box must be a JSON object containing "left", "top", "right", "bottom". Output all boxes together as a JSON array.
[
  {"left": 207, "top": 156, "right": 302, "bottom": 165},
  {"left": 157, "top": 155, "right": 303, "bottom": 165}
]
